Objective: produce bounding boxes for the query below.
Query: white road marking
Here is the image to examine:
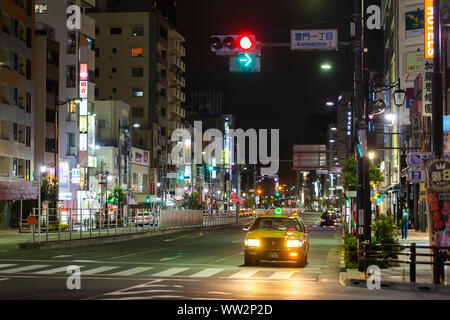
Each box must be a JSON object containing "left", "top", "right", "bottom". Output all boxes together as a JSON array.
[
  {"left": 35, "top": 266, "right": 85, "bottom": 275},
  {"left": 268, "top": 271, "right": 295, "bottom": 279},
  {"left": 228, "top": 270, "right": 259, "bottom": 279},
  {"left": 0, "top": 278, "right": 9, "bottom": 282},
  {"left": 0, "top": 264, "right": 16, "bottom": 269},
  {"left": 73, "top": 260, "right": 97, "bottom": 263},
  {"left": 151, "top": 268, "right": 189, "bottom": 277},
  {"left": 82, "top": 266, "right": 120, "bottom": 275},
  {"left": 0, "top": 265, "right": 50, "bottom": 274},
  {"left": 111, "top": 267, "right": 154, "bottom": 276},
  {"left": 189, "top": 268, "right": 224, "bottom": 278},
  {"left": 51, "top": 255, "right": 72, "bottom": 259},
  {"left": 159, "top": 256, "right": 182, "bottom": 262}
]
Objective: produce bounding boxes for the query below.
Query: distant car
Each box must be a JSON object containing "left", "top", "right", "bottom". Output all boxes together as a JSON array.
[
  {"left": 320, "top": 211, "right": 338, "bottom": 227},
  {"left": 243, "top": 214, "right": 310, "bottom": 267},
  {"left": 134, "top": 212, "right": 155, "bottom": 226}
]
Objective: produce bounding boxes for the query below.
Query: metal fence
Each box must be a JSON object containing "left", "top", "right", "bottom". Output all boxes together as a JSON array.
[
  {"left": 28, "top": 207, "right": 245, "bottom": 244},
  {"left": 359, "top": 241, "right": 450, "bottom": 285}
]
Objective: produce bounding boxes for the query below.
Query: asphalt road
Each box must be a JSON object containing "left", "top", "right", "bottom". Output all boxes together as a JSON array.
[{"left": 0, "top": 212, "right": 448, "bottom": 300}]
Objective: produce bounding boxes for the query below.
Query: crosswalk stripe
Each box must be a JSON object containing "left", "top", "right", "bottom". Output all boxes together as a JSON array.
[
  {"left": 189, "top": 268, "right": 224, "bottom": 278},
  {"left": 34, "top": 266, "right": 85, "bottom": 275},
  {"left": 0, "top": 278, "right": 9, "bottom": 282},
  {"left": 268, "top": 271, "right": 295, "bottom": 279},
  {"left": 0, "top": 264, "right": 16, "bottom": 269},
  {"left": 151, "top": 268, "right": 189, "bottom": 277},
  {"left": 0, "top": 265, "right": 50, "bottom": 274},
  {"left": 111, "top": 267, "right": 154, "bottom": 276},
  {"left": 82, "top": 266, "right": 120, "bottom": 275},
  {"left": 228, "top": 270, "right": 259, "bottom": 279}
]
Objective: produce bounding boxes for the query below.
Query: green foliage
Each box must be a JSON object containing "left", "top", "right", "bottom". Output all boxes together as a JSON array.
[
  {"left": 342, "top": 157, "right": 384, "bottom": 191},
  {"left": 48, "top": 223, "right": 69, "bottom": 232},
  {"left": 343, "top": 231, "right": 358, "bottom": 269},
  {"left": 41, "top": 176, "right": 59, "bottom": 209},
  {"left": 107, "top": 186, "right": 126, "bottom": 205},
  {"left": 372, "top": 214, "right": 399, "bottom": 245},
  {"left": 182, "top": 192, "right": 201, "bottom": 210}
]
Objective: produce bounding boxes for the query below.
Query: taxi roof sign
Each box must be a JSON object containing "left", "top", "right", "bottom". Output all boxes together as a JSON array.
[{"left": 275, "top": 208, "right": 283, "bottom": 215}]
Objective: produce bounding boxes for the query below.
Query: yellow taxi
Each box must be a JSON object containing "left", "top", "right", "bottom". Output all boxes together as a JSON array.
[{"left": 243, "top": 214, "right": 310, "bottom": 267}]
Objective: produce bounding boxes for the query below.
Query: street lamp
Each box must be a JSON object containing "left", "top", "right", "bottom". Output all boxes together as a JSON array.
[
  {"left": 384, "top": 112, "right": 397, "bottom": 124},
  {"left": 320, "top": 63, "right": 332, "bottom": 71},
  {"left": 393, "top": 89, "right": 406, "bottom": 107},
  {"left": 326, "top": 101, "right": 335, "bottom": 107},
  {"left": 368, "top": 151, "right": 375, "bottom": 160}
]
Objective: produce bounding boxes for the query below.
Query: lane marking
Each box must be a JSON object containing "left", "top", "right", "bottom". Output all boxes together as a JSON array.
[
  {"left": 111, "top": 267, "right": 154, "bottom": 276},
  {"left": 52, "top": 255, "right": 73, "bottom": 259},
  {"left": 214, "top": 252, "right": 243, "bottom": 263},
  {"left": 0, "top": 264, "right": 17, "bottom": 269},
  {"left": 0, "top": 265, "right": 50, "bottom": 274},
  {"left": 268, "top": 271, "right": 296, "bottom": 279},
  {"left": 35, "top": 266, "right": 85, "bottom": 275},
  {"left": 159, "top": 256, "right": 182, "bottom": 262},
  {"left": 0, "top": 278, "right": 9, "bottom": 282},
  {"left": 82, "top": 266, "right": 120, "bottom": 275},
  {"left": 151, "top": 268, "right": 189, "bottom": 277},
  {"left": 189, "top": 269, "right": 224, "bottom": 278},
  {"left": 228, "top": 270, "right": 259, "bottom": 279}
]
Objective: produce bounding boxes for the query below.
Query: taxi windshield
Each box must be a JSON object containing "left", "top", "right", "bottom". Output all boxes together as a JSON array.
[{"left": 250, "top": 217, "right": 300, "bottom": 231}]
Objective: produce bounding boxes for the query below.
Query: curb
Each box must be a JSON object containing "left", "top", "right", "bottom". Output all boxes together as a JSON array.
[
  {"left": 17, "top": 223, "right": 240, "bottom": 250},
  {"left": 346, "top": 278, "right": 450, "bottom": 294},
  {"left": 339, "top": 227, "right": 347, "bottom": 286}
]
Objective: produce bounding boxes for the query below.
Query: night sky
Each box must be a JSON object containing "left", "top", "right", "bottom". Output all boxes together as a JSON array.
[{"left": 175, "top": 0, "right": 364, "bottom": 143}]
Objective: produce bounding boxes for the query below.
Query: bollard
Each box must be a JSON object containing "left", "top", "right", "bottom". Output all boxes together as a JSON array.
[{"left": 410, "top": 243, "right": 416, "bottom": 283}]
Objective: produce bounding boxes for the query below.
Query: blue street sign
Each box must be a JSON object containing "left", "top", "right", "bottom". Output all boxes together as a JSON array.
[
  {"left": 407, "top": 152, "right": 450, "bottom": 166},
  {"left": 291, "top": 29, "right": 338, "bottom": 51},
  {"left": 407, "top": 168, "right": 426, "bottom": 183}
]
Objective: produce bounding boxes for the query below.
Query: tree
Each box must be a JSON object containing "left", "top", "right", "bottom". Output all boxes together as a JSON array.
[
  {"left": 107, "top": 185, "right": 125, "bottom": 205},
  {"left": 41, "top": 176, "right": 59, "bottom": 209},
  {"left": 342, "top": 157, "right": 384, "bottom": 191},
  {"left": 182, "top": 192, "right": 201, "bottom": 210}
]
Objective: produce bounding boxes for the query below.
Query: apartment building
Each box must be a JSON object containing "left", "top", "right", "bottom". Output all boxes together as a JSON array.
[
  {"left": 0, "top": 0, "right": 36, "bottom": 222},
  {"left": 89, "top": 7, "right": 186, "bottom": 194},
  {"left": 35, "top": 0, "right": 96, "bottom": 209},
  {"left": 33, "top": 21, "right": 59, "bottom": 179}
]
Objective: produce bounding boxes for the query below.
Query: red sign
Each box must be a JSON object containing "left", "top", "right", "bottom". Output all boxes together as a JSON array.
[
  {"left": 80, "top": 63, "right": 88, "bottom": 81},
  {"left": 27, "top": 216, "right": 37, "bottom": 225}
]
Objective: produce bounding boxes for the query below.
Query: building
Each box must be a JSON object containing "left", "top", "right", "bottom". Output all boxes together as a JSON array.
[
  {"left": 35, "top": 0, "right": 97, "bottom": 209},
  {"left": 88, "top": 6, "right": 186, "bottom": 194},
  {"left": 0, "top": 0, "right": 36, "bottom": 227},
  {"left": 33, "top": 22, "right": 59, "bottom": 180}
]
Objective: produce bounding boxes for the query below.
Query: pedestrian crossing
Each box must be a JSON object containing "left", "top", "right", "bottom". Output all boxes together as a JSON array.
[{"left": 0, "top": 263, "right": 321, "bottom": 281}]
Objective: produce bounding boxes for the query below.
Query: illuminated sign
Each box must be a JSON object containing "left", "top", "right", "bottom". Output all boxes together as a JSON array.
[
  {"left": 79, "top": 116, "right": 88, "bottom": 133},
  {"left": 80, "top": 81, "right": 88, "bottom": 98},
  {"left": 88, "top": 115, "right": 96, "bottom": 155},
  {"left": 88, "top": 156, "right": 97, "bottom": 168},
  {"left": 80, "top": 133, "right": 88, "bottom": 151},
  {"left": 72, "top": 168, "right": 81, "bottom": 184},
  {"left": 80, "top": 99, "right": 88, "bottom": 116},
  {"left": 80, "top": 63, "right": 88, "bottom": 81},
  {"left": 425, "top": 0, "right": 434, "bottom": 59}
]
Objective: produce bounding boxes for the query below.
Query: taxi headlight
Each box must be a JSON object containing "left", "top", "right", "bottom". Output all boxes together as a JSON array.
[
  {"left": 245, "top": 239, "right": 260, "bottom": 247},
  {"left": 286, "top": 240, "right": 302, "bottom": 248}
]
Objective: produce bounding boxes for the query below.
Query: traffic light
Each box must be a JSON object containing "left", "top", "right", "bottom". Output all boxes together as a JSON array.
[
  {"left": 277, "top": 186, "right": 283, "bottom": 191},
  {"left": 146, "top": 196, "right": 151, "bottom": 204},
  {"left": 210, "top": 35, "right": 257, "bottom": 55},
  {"left": 178, "top": 172, "right": 185, "bottom": 181},
  {"left": 275, "top": 192, "right": 280, "bottom": 197}
]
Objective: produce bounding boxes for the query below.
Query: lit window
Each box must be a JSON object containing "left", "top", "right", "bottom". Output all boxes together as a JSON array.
[
  {"left": 132, "top": 88, "right": 144, "bottom": 97},
  {"left": 131, "top": 48, "right": 144, "bottom": 57},
  {"left": 35, "top": 4, "right": 47, "bottom": 14}
]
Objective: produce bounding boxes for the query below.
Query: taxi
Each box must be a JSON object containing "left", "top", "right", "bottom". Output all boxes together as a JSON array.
[{"left": 243, "top": 214, "right": 310, "bottom": 267}]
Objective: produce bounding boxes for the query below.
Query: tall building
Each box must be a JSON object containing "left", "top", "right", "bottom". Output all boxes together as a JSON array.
[
  {"left": 33, "top": 22, "right": 59, "bottom": 180},
  {"left": 88, "top": 6, "right": 186, "bottom": 193},
  {"left": 35, "top": 0, "right": 97, "bottom": 210},
  {"left": 0, "top": 0, "right": 36, "bottom": 227}
]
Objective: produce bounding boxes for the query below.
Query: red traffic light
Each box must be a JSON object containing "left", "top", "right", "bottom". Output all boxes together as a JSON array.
[{"left": 239, "top": 35, "right": 254, "bottom": 50}]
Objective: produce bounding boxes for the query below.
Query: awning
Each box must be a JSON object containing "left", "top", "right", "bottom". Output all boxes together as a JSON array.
[{"left": 0, "top": 180, "right": 37, "bottom": 201}]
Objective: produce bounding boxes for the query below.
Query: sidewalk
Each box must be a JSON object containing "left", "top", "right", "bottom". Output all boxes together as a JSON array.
[
  {"left": 0, "top": 229, "right": 32, "bottom": 252},
  {"left": 342, "top": 229, "right": 450, "bottom": 293}
]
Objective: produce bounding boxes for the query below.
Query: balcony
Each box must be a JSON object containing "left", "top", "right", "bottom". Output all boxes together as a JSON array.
[
  {"left": 66, "top": 112, "right": 77, "bottom": 122},
  {"left": 169, "top": 55, "right": 185, "bottom": 72},
  {"left": 170, "top": 71, "right": 185, "bottom": 87},
  {"left": 158, "top": 115, "right": 168, "bottom": 127},
  {"left": 158, "top": 94, "right": 168, "bottom": 107},
  {"left": 158, "top": 74, "right": 168, "bottom": 88},
  {"left": 158, "top": 134, "right": 167, "bottom": 146},
  {"left": 170, "top": 40, "right": 185, "bottom": 56},
  {"left": 158, "top": 55, "right": 168, "bottom": 69},
  {"left": 169, "top": 87, "right": 185, "bottom": 103}
]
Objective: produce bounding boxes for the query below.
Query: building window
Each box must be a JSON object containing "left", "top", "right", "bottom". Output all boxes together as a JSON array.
[
  {"left": 66, "top": 65, "right": 76, "bottom": 88},
  {"left": 95, "top": 68, "right": 100, "bottom": 77},
  {"left": 112, "top": 48, "right": 117, "bottom": 53},
  {"left": 159, "top": 26, "right": 168, "bottom": 40},
  {"left": 112, "top": 88, "right": 117, "bottom": 93},
  {"left": 110, "top": 27, "right": 122, "bottom": 35},
  {"left": 95, "top": 48, "right": 100, "bottom": 58},
  {"left": 131, "top": 25, "right": 144, "bottom": 36},
  {"left": 131, "top": 48, "right": 144, "bottom": 57},
  {"left": 45, "top": 138, "right": 56, "bottom": 153},
  {"left": 35, "top": 4, "right": 47, "bottom": 14},
  {"left": 13, "top": 123, "right": 18, "bottom": 141},
  {"left": 26, "top": 92, "right": 31, "bottom": 113},
  {"left": 95, "top": 28, "right": 99, "bottom": 35},
  {"left": 112, "top": 68, "right": 117, "bottom": 73},
  {"left": 132, "top": 108, "right": 144, "bottom": 118},
  {"left": 13, "top": 88, "right": 18, "bottom": 106},
  {"left": 131, "top": 67, "right": 144, "bottom": 77},
  {"left": 46, "top": 108, "right": 56, "bottom": 123},
  {"left": 95, "top": 88, "right": 99, "bottom": 98},
  {"left": 132, "top": 88, "right": 144, "bottom": 97},
  {"left": 25, "top": 126, "right": 30, "bottom": 147}
]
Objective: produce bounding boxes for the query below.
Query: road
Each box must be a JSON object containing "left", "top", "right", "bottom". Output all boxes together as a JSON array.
[{"left": 0, "top": 212, "right": 448, "bottom": 300}]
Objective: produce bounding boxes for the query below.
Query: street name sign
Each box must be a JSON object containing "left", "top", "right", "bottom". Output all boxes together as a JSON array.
[
  {"left": 291, "top": 29, "right": 338, "bottom": 51},
  {"left": 407, "top": 168, "right": 426, "bottom": 183},
  {"left": 406, "top": 152, "right": 450, "bottom": 166}
]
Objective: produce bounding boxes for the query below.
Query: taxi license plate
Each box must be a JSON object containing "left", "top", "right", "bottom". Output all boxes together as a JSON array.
[{"left": 267, "top": 251, "right": 279, "bottom": 260}]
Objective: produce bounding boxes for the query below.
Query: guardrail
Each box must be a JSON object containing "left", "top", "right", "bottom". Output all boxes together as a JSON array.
[
  {"left": 359, "top": 241, "right": 450, "bottom": 285},
  {"left": 28, "top": 208, "right": 244, "bottom": 244}
]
